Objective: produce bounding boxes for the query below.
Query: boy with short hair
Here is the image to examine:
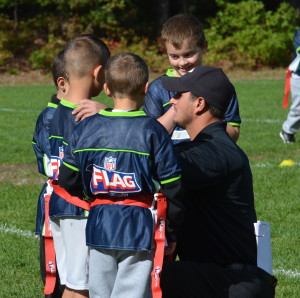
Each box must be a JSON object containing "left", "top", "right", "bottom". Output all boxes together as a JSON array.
[
  {"left": 58, "top": 53, "right": 185, "bottom": 298},
  {"left": 32, "top": 49, "right": 68, "bottom": 298},
  {"left": 48, "top": 34, "right": 110, "bottom": 298},
  {"left": 143, "top": 13, "right": 241, "bottom": 143}
]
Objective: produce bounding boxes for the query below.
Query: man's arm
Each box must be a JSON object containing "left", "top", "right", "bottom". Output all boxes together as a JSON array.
[{"left": 72, "top": 99, "right": 107, "bottom": 121}]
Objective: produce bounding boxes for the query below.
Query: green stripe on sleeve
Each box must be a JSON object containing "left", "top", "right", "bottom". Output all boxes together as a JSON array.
[
  {"left": 63, "top": 162, "right": 79, "bottom": 171},
  {"left": 74, "top": 148, "right": 150, "bottom": 156},
  {"left": 227, "top": 122, "right": 241, "bottom": 127},
  {"left": 160, "top": 175, "right": 181, "bottom": 185}
]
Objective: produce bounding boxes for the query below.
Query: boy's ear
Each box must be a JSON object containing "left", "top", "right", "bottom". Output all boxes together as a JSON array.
[
  {"left": 93, "top": 65, "right": 103, "bottom": 79},
  {"left": 202, "top": 40, "right": 208, "bottom": 53},
  {"left": 103, "top": 83, "right": 112, "bottom": 97},
  {"left": 142, "top": 82, "right": 149, "bottom": 95},
  {"left": 57, "top": 76, "right": 68, "bottom": 94}
]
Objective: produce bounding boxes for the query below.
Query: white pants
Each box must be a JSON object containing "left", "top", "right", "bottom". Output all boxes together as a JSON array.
[
  {"left": 51, "top": 217, "right": 89, "bottom": 290},
  {"left": 282, "top": 74, "right": 300, "bottom": 134}
]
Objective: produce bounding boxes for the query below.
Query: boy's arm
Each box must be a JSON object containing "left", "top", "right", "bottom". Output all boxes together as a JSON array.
[
  {"left": 224, "top": 86, "right": 241, "bottom": 142},
  {"left": 58, "top": 132, "right": 84, "bottom": 197},
  {"left": 160, "top": 178, "right": 185, "bottom": 245},
  {"left": 157, "top": 106, "right": 176, "bottom": 134},
  {"left": 58, "top": 163, "right": 84, "bottom": 197},
  {"left": 226, "top": 124, "right": 240, "bottom": 143},
  {"left": 72, "top": 99, "right": 107, "bottom": 121},
  {"left": 32, "top": 111, "right": 53, "bottom": 177}
]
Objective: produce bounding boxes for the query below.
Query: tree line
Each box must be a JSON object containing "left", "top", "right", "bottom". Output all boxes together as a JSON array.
[{"left": 0, "top": 0, "right": 299, "bottom": 72}]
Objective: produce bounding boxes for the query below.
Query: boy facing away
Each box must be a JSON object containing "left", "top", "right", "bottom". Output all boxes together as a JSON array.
[
  {"left": 48, "top": 34, "right": 110, "bottom": 298},
  {"left": 143, "top": 14, "right": 241, "bottom": 143},
  {"left": 32, "top": 49, "right": 67, "bottom": 298},
  {"left": 58, "top": 53, "right": 185, "bottom": 298}
]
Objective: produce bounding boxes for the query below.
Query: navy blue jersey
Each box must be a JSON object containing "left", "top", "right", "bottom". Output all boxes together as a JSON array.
[
  {"left": 59, "top": 110, "right": 184, "bottom": 250},
  {"left": 32, "top": 95, "right": 60, "bottom": 177},
  {"left": 143, "top": 69, "right": 241, "bottom": 144},
  {"left": 48, "top": 98, "right": 88, "bottom": 219},
  {"left": 32, "top": 95, "right": 59, "bottom": 235}
]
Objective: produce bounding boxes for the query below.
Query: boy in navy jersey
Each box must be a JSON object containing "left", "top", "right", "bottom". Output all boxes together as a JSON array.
[
  {"left": 59, "top": 53, "right": 185, "bottom": 298},
  {"left": 32, "top": 49, "right": 68, "bottom": 298},
  {"left": 144, "top": 14, "right": 241, "bottom": 143},
  {"left": 48, "top": 34, "right": 110, "bottom": 298}
]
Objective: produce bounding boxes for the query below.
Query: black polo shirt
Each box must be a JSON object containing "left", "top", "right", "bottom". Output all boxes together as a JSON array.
[{"left": 175, "top": 121, "right": 257, "bottom": 267}]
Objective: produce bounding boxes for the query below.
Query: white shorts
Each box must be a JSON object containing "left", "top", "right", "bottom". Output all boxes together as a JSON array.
[{"left": 50, "top": 217, "right": 89, "bottom": 290}]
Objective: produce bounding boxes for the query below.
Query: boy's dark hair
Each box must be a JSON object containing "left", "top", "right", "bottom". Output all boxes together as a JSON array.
[
  {"left": 105, "top": 52, "right": 149, "bottom": 98},
  {"left": 51, "top": 49, "right": 65, "bottom": 88},
  {"left": 161, "top": 14, "right": 206, "bottom": 49},
  {"left": 64, "top": 33, "right": 110, "bottom": 80}
]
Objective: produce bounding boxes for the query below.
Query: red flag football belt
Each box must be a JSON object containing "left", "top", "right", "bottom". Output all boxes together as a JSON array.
[
  {"left": 282, "top": 68, "right": 292, "bottom": 108},
  {"left": 91, "top": 193, "right": 167, "bottom": 298},
  {"left": 90, "top": 194, "right": 153, "bottom": 208},
  {"left": 50, "top": 180, "right": 90, "bottom": 211},
  {"left": 43, "top": 181, "right": 57, "bottom": 295}
]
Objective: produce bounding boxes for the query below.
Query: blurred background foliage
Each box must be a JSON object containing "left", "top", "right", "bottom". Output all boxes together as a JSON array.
[{"left": 0, "top": 0, "right": 300, "bottom": 72}]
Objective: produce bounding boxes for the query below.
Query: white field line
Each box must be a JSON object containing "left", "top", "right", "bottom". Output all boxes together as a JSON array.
[
  {"left": 0, "top": 109, "right": 283, "bottom": 124},
  {"left": 243, "top": 118, "right": 281, "bottom": 124},
  {"left": 0, "top": 223, "right": 299, "bottom": 279},
  {"left": 0, "top": 108, "right": 41, "bottom": 113},
  {"left": 0, "top": 223, "right": 37, "bottom": 240}
]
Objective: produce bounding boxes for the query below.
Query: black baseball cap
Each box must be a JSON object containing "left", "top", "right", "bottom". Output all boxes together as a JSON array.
[{"left": 161, "top": 66, "right": 233, "bottom": 111}]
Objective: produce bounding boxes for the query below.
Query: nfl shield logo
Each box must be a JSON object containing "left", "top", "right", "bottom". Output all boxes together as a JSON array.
[
  {"left": 104, "top": 156, "right": 116, "bottom": 171},
  {"left": 59, "top": 146, "right": 64, "bottom": 159}
]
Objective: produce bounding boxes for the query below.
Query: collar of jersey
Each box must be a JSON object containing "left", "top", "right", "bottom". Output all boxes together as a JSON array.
[
  {"left": 166, "top": 69, "right": 177, "bottom": 77},
  {"left": 99, "top": 109, "right": 146, "bottom": 117},
  {"left": 60, "top": 98, "right": 79, "bottom": 109}
]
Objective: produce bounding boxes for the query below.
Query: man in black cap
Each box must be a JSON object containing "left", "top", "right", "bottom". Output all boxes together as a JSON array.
[{"left": 160, "top": 66, "right": 277, "bottom": 297}]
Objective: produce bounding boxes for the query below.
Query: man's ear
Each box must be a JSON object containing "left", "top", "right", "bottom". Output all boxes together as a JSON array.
[
  {"left": 103, "top": 83, "right": 112, "bottom": 97},
  {"left": 195, "top": 97, "right": 206, "bottom": 114}
]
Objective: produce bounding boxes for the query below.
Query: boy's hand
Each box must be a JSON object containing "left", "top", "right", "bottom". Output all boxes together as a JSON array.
[
  {"left": 73, "top": 99, "right": 107, "bottom": 121},
  {"left": 165, "top": 241, "right": 176, "bottom": 256}
]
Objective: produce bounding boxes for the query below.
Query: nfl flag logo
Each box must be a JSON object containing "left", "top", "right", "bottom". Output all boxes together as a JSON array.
[
  {"left": 59, "top": 146, "right": 64, "bottom": 159},
  {"left": 104, "top": 156, "right": 116, "bottom": 171}
]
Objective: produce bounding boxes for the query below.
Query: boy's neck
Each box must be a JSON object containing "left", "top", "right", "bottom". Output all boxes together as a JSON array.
[
  {"left": 64, "top": 78, "right": 94, "bottom": 105},
  {"left": 113, "top": 97, "right": 142, "bottom": 111}
]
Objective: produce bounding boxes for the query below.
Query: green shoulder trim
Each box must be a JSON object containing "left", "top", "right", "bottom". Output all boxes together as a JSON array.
[
  {"left": 63, "top": 162, "right": 79, "bottom": 172},
  {"left": 99, "top": 110, "right": 146, "bottom": 117},
  {"left": 48, "top": 102, "right": 58, "bottom": 108},
  {"left": 166, "top": 69, "right": 177, "bottom": 77},
  {"left": 60, "top": 98, "right": 78, "bottom": 109},
  {"left": 49, "top": 135, "right": 63, "bottom": 140},
  {"left": 160, "top": 175, "right": 181, "bottom": 185},
  {"left": 296, "top": 46, "right": 300, "bottom": 54},
  {"left": 74, "top": 147, "right": 150, "bottom": 156},
  {"left": 227, "top": 122, "right": 241, "bottom": 127}
]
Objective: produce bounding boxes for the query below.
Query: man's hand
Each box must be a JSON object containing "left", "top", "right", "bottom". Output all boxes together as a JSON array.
[
  {"left": 165, "top": 241, "right": 176, "bottom": 256},
  {"left": 72, "top": 99, "right": 107, "bottom": 121}
]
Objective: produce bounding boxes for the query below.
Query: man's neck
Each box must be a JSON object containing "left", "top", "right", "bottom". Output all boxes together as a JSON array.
[{"left": 186, "top": 114, "right": 219, "bottom": 141}]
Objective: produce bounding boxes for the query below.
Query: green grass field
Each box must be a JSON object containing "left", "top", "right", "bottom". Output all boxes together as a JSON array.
[{"left": 0, "top": 77, "right": 299, "bottom": 297}]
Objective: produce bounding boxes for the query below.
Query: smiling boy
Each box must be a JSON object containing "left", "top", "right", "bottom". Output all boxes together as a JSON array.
[{"left": 143, "top": 14, "right": 241, "bottom": 143}]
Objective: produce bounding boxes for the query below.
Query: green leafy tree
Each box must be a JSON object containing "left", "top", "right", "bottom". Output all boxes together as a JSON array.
[{"left": 205, "top": 0, "right": 297, "bottom": 68}]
